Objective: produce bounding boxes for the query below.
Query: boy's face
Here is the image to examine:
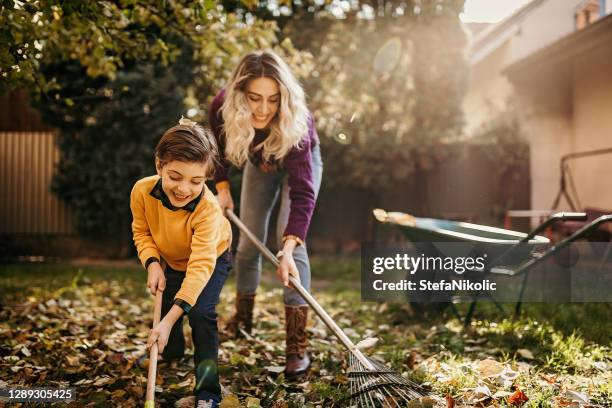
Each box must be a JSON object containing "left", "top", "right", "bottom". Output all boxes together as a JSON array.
[{"left": 156, "top": 160, "right": 207, "bottom": 208}]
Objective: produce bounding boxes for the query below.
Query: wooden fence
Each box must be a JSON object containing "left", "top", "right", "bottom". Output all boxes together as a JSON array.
[{"left": 0, "top": 132, "right": 75, "bottom": 235}]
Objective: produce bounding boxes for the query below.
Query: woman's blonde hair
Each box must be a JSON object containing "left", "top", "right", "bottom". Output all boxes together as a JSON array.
[{"left": 221, "top": 49, "right": 309, "bottom": 166}]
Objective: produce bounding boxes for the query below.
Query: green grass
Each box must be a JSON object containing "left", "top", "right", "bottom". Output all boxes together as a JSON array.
[
  {"left": 0, "top": 257, "right": 610, "bottom": 407},
  {"left": 0, "top": 262, "right": 145, "bottom": 302}
]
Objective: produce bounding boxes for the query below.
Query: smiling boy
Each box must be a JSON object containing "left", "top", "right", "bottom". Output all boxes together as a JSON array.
[{"left": 130, "top": 118, "right": 232, "bottom": 408}]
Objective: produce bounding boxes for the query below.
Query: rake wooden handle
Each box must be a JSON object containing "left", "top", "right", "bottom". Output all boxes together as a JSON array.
[
  {"left": 145, "top": 290, "right": 163, "bottom": 408},
  {"left": 225, "top": 209, "right": 375, "bottom": 371}
]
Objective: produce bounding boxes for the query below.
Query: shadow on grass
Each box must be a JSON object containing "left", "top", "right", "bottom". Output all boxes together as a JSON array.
[{"left": 0, "top": 262, "right": 145, "bottom": 304}]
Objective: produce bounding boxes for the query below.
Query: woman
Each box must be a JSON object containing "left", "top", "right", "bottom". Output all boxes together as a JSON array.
[{"left": 208, "top": 49, "right": 322, "bottom": 378}]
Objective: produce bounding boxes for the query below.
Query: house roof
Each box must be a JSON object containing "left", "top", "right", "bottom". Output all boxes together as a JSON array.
[
  {"left": 465, "top": 22, "right": 492, "bottom": 37},
  {"left": 504, "top": 12, "right": 612, "bottom": 78},
  {"left": 469, "top": 0, "right": 544, "bottom": 64}
]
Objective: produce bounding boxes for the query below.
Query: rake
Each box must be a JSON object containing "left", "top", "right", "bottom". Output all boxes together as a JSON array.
[
  {"left": 226, "top": 209, "right": 432, "bottom": 407},
  {"left": 145, "top": 290, "right": 163, "bottom": 408}
]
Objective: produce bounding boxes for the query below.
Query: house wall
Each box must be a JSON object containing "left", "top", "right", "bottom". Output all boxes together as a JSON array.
[
  {"left": 509, "top": 0, "right": 584, "bottom": 64},
  {"left": 570, "top": 46, "right": 612, "bottom": 210},
  {"left": 467, "top": 0, "right": 612, "bottom": 221},
  {"left": 518, "top": 107, "right": 574, "bottom": 212},
  {"left": 509, "top": 47, "right": 574, "bottom": 214},
  {"left": 463, "top": 40, "right": 514, "bottom": 134},
  {"left": 464, "top": 0, "right": 582, "bottom": 136},
  {"left": 511, "top": 18, "right": 612, "bottom": 216}
]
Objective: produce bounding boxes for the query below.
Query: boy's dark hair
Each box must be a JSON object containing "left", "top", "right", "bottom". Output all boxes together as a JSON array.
[{"left": 155, "top": 121, "right": 219, "bottom": 176}]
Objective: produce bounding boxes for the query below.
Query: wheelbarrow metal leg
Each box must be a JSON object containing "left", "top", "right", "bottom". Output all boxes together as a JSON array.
[
  {"left": 464, "top": 301, "right": 477, "bottom": 326},
  {"left": 448, "top": 303, "right": 462, "bottom": 322}
]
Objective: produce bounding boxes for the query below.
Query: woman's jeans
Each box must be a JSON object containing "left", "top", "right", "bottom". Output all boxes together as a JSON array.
[
  {"left": 161, "top": 252, "right": 232, "bottom": 401},
  {"left": 235, "top": 144, "right": 323, "bottom": 305}
]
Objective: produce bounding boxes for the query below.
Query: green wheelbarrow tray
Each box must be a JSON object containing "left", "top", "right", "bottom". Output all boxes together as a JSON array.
[
  {"left": 373, "top": 209, "right": 607, "bottom": 325},
  {"left": 373, "top": 209, "right": 551, "bottom": 266}
]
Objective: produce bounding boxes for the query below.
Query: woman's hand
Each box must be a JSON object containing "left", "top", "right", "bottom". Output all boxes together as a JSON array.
[
  {"left": 217, "top": 188, "right": 234, "bottom": 213},
  {"left": 147, "top": 262, "right": 166, "bottom": 296},
  {"left": 147, "top": 320, "right": 172, "bottom": 354},
  {"left": 277, "top": 251, "right": 300, "bottom": 288}
]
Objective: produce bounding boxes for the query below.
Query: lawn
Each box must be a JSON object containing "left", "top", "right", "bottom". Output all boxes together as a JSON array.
[{"left": 0, "top": 259, "right": 610, "bottom": 407}]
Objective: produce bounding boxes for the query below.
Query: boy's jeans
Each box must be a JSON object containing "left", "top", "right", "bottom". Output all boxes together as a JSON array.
[
  {"left": 235, "top": 144, "right": 323, "bottom": 305},
  {"left": 160, "top": 252, "right": 232, "bottom": 401}
]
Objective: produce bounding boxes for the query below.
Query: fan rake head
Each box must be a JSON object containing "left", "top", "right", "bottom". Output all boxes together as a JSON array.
[{"left": 346, "top": 354, "right": 435, "bottom": 408}]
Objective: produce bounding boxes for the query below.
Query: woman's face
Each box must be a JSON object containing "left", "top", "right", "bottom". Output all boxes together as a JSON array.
[{"left": 245, "top": 76, "right": 280, "bottom": 129}]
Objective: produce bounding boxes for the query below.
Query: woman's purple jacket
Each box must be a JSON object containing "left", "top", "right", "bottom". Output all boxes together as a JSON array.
[{"left": 208, "top": 90, "right": 320, "bottom": 242}]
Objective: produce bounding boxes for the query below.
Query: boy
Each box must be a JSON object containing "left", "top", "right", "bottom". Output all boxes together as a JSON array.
[{"left": 130, "top": 118, "right": 232, "bottom": 408}]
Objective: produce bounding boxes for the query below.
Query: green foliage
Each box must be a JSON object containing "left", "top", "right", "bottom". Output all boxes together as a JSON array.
[
  {"left": 471, "top": 104, "right": 528, "bottom": 177},
  {"left": 470, "top": 104, "right": 529, "bottom": 218},
  {"left": 40, "top": 56, "right": 191, "bottom": 237},
  {"left": 0, "top": 0, "right": 468, "bottom": 238},
  {"left": 1, "top": 0, "right": 311, "bottom": 240},
  {"left": 295, "top": 1, "right": 468, "bottom": 191},
  {"left": 0, "top": 1, "right": 283, "bottom": 95}
]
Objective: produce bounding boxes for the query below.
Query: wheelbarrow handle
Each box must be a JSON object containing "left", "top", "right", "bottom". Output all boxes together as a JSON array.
[
  {"left": 550, "top": 212, "right": 587, "bottom": 222},
  {"left": 524, "top": 212, "right": 588, "bottom": 242},
  {"left": 491, "top": 211, "right": 588, "bottom": 267},
  {"left": 225, "top": 209, "right": 375, "bottom": 371}
]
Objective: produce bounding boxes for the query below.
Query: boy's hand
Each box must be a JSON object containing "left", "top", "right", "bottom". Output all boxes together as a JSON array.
[
  {"left": 147, "top": 262, "right": 166, "bottom": 296},
  {"left": 147, "top": 320, "right": 172, "bottom": 354}
]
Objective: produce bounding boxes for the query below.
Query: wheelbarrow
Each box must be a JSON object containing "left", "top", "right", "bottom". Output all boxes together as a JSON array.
[{"left": 374, "top": 210, "right": 612, "bottom": 325}]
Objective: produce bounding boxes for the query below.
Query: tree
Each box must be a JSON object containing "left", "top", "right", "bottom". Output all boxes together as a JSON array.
[
  {"left": 302, "top": 1, "right": 467, "bottom": 191},
  {"left": 1, "top": 0, "right": 311, "bottom": 247},
  {"left": 219, "top": 1, "right": 468, "bottom": 192}
]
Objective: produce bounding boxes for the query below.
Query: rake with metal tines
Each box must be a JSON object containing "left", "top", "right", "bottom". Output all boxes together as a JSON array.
[{"left": 225, "top": 209, "right": 432, "bottom": 407}]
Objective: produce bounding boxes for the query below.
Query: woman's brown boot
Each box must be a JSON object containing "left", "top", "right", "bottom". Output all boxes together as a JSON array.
[
  {"left": 284, "top": 305, "right": 310, "bottom": 378},
  {"left": 222, "top": 293, "right": 255, "bottom": 340}
]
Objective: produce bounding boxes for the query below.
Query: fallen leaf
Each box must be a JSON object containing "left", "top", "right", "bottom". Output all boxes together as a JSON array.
[
  {"left": 175, "top": 396, "right": 195, "bottom": 408},
  {"left": 507, "top": 389, "right": 529, "bottom": 406},
  {"left": 406, "top": 349, "right": 423, "bottom": 369},
  {"left": 474, "top": 385, "right": 492, "bottom": 397},
  {"left": 493, "top": 390, "right": 513, "bottom": 398},
  {"left": 564, "top": 390, "right": 589, "bottom": 404},
  {"left": 111, "top": 389, "right": 126, "bottom": 398},
  {"left": 477, "top": 359, "right": 504, "bottom": 378},
  {"left": 219, "top": 393, "right": 240, "bottom": 408},
  {"left": 270, "top": 400, "right": 289, "bottom": 408},
  {"left": 445, "top": 394, "right": 455, "bottom": 408},
  {"left": 113, "top": 321, "right": 127, "bottom": 330},
  {"left": 265, "top": 365, "right": 285, "bottom": 374},
  {"left": 246, "top": 397, "right": 261, "bottom": 407},
  {"left": 355, "top": 337, "right": 379, "bottom": 350},
  {"left": 419, "top": 397, "right": 434, "bottom": 408},
  {"left": 467, "top": 384, "right": 492, "bottom": 403},
  {"left": 178, "top": 378, "right": 192, "bottom": 388},
  {"left": 93, "top": 376, "right": 114, "bottom": 387},
  {"left": 65, "top": 355, "right": 80, "bottom": 366},
  {"left": 516, "top": 348, "right": 534, "bottom": 360},
  {"left": 229, "top": 352, "right": 245, "bottom": 365}
]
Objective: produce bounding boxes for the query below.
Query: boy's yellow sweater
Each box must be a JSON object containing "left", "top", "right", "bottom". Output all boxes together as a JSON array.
[{"left": 130, "top": 175, "right": 232, "bottom": 307}]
